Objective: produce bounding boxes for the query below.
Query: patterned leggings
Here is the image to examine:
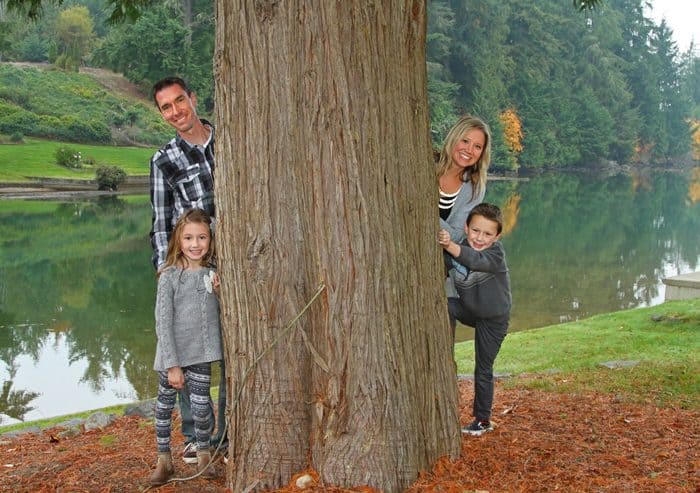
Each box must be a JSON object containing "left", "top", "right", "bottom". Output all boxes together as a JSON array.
[{"left": 155, "top": 362, "right": 213, "bottom": 453}]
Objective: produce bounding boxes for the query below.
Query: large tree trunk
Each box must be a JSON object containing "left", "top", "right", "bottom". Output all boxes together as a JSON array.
[{"left": 213, "top": 2, "right": 460, "bottom": 491}]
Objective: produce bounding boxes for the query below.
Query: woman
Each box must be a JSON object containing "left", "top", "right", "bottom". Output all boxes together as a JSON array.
[
  {"left": 437, "top": 115, "right": 492, "bottom": 244},
  {"left": 437, "top": 115, "right": 492, "bottom": 301}
]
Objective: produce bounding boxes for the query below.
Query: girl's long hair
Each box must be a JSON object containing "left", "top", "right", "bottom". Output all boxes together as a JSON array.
[
  {"left": 436, "top": 114, "right": 492, "bottom": 201},
  {"left": 159, "top": 208, "right": 215, "bottom": 274}
]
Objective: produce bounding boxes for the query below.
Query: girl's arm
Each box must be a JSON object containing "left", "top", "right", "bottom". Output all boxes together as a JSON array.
[{"left": 155, "top": 271, "right": 180, "bottom": 369}]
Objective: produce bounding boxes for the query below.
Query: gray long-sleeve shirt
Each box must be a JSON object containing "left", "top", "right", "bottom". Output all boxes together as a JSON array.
[{"left": 153, "top": 266, "right": 222, "bottom": 371}]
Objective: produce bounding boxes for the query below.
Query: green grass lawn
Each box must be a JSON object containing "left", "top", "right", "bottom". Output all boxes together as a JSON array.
[
  {"left": 455, "top": 298, "right": 700, "bottom": 409},
  {"left": 0, "top": 138, "right": 156, "bottom": 182}
]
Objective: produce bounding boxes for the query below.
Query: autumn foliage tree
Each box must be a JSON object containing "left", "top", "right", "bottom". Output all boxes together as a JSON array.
[{"left": 499, "top": 107, "right": 524, "bottom": 170}]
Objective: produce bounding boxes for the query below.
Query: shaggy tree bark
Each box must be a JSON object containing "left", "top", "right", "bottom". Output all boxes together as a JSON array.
[{"left": 213, "top": 2, "right": 460, "bottom": 491}]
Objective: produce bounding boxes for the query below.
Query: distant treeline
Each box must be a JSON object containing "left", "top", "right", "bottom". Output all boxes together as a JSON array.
[{"left": 0, "top": 0, "right": 698, "bottom": 168}]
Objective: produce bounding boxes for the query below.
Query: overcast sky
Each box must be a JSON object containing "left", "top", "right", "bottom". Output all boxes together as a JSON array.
[{"left": 647, "top": 0, "right": 699, "bottom": 52}]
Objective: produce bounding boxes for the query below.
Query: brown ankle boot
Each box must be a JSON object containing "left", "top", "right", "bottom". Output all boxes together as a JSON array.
[
  {"left": 149, "top": 452, "right": 174, "bottom": 485},
  {"left": 197, "top": 449, "right": 217, "bottom": 479}
]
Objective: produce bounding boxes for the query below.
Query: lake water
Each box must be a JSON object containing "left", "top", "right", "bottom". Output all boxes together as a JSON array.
[{"left": 0, "top": 170, "right": 698, "bottom": 423}]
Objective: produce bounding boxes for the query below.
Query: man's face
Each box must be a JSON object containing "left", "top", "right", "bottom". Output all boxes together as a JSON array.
[
  {"left": 154, "top": 84, "right": 199, "bottom": 134},
  {"left": 464, "top": 214, "right": 501, "bottom": 251}
]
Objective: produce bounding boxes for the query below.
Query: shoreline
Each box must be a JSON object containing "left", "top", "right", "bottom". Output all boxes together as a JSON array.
[
  {"left": 0, "top": 176, "right": 149, "bottom": 200},
  {"left": 2, "top": 163, "right": 696, "bottom": 200}
]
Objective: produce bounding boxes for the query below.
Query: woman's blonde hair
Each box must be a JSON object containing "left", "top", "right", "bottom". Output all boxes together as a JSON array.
[
  {"left": 160, "top": 208, "right": 215, "bottom": 273},
  {"left": 436, "top": 114, "right": 491, "bottom": 200}
]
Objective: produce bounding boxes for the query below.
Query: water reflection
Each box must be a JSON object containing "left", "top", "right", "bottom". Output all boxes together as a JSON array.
[
  {"left": 0, "top": 197, "right": 159, "bottom": 422},
  {"left": 0, "top": 170, "right": 698, "bottom": 421},
  {"left": 481, "top": 170, "right": 700, "bottom": 334}
]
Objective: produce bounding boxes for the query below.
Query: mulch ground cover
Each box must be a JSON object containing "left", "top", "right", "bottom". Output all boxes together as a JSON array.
[{"left": 0, "top": 379, "right": 697, "bottom": 493}]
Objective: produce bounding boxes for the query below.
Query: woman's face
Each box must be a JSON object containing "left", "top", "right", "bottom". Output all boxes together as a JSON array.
[{"left": 450, "top": 128, "right": 485, "bottom": 170}]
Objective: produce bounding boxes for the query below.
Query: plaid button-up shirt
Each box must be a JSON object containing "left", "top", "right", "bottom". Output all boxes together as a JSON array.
[{"left": 149, "top": 120, "right": 215, "bottom": 269}]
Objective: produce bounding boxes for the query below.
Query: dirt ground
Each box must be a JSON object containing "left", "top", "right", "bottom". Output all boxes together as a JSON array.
[{"left": 0, "top": 380, "right": 697, "bottom": 493}]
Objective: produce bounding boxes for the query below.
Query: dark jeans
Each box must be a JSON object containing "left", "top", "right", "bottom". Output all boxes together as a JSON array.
[
  {"left": 448, "top": 297, "right": 508, "bottom": 422},
  {"left": 180, "top": 359, "right": 228, "bottom": 448}
]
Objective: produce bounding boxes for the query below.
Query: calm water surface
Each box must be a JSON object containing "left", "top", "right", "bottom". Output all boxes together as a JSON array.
[{"left": 0, "top": 171, "right": 698, "bottom": 423}]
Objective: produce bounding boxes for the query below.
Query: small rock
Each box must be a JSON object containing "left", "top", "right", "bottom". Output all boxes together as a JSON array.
[
  {"left": 650, "top": 314, "right": 666, "bottom": 322},
  {"left": 58, "top": 427, "right": 82, "bottom": 439},
  {"left": 124, "top": 400, "right": 155, "bottom": 419},
  {"left": 1, "top": 426, "right": 42, "bottom": 439},
  {"left": 84, "top": 412, "right": 116, "bottom": 432},
  {"left": 295, "top": 474, "right": 314, "bottom": 489},
  {"left": 55, "top": 418, "right": 85, "bottom": 429},
  {"left": 598, "top": 360, "right": 640, "bottom": 370}
]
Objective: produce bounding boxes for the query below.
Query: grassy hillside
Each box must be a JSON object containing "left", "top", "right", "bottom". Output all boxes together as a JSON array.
[
  {"left": 0, "top": 137, "right": 155, "bottom": 181},
  {"left": 0, "top": 63, "right": 170, "bottom": 146}
]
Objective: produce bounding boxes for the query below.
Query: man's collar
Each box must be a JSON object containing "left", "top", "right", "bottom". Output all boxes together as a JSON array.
[{"left": 176, "top": 119, "right": 214, "bottom": 148}]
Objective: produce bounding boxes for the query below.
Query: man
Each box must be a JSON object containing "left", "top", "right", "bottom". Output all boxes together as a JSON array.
[{"left": 149, "top": 76, "right": 226, "bottom": 464}]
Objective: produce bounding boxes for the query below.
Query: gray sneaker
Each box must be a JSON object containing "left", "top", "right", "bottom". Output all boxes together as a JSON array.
[{"left": 461, "top": 419, "right": 493, "bottom": 436}]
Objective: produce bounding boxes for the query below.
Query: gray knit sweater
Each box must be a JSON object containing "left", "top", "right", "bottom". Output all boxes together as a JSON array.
[
  {"left": 153, "top": 266, "right": 222, "bottom": 371},
  {"left": 446, "top": 240, "right": 512, "bottom": 320}
]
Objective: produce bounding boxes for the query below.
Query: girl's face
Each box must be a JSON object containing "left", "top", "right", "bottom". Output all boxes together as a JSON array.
[
  {"left": 451, "top": 128, "right": 485, "bottom": 170},
  {"left": 179, "top": 222, "right": 210, "bottom": 268}
]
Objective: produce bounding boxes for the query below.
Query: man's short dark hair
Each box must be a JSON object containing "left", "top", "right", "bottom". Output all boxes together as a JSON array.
[{"left": 152, "top": 77, "right": 191, "bottom": 107}]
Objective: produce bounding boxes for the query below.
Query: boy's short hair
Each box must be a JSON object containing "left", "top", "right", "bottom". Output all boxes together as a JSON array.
[
  {"left": 152, "top": 77, "right": 191, "bottom": 106},
  {"left": 467, "top": 203, "right": 504, "bottom": 234}
]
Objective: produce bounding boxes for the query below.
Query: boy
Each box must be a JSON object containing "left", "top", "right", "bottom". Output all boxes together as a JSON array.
[{"left": 438, "top": 202, "right": 512, "bottom": 436}]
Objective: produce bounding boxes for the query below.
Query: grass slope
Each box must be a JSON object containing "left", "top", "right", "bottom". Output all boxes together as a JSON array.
[
  {"left": 455, "top": 298, "right": 699, "bottom": 409},
  {"left": 0, "top": 63, "right": 170, "bottom": 146},
  {"left": 0, "top": 137, "right": 155, "bottom": 181}
]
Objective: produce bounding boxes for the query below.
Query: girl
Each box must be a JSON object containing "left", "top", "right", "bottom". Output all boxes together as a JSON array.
[{"left": 150, "top": 208, "right": 221, "bottom": 485}]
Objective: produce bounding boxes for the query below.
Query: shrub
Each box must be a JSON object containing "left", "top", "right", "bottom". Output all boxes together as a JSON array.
[
  {"left": 55, "top": 146, "right": 82, "bottom": 169},
  {"left": 96, "top": 165, "right": 126, "bottom": 191},
  {"left": 0, "top": 108, "right": 39, "bottom": 137},
  {"left": 0, "top": 88, "right": 30, "bottom": 107},
  {"left": 64, "top": 117, "right": 112, "bottom": 144},
  {"left": 10, "top": 132, "right": 24, "bottom": 143}
]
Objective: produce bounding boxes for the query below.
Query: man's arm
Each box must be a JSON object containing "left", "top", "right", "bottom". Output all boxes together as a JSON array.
[{"left": 150, "top": 154, "right": 174, "bottom": 270}]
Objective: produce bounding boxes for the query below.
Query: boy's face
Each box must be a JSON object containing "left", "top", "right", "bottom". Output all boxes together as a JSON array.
[{"left": 464, "top": 214, "right": 501, "bottom": 251}]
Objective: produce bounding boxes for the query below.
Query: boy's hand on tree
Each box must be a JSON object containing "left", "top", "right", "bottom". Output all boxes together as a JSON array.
[{"left": 438, "top": 229, "right": 451, "bottom": 247}]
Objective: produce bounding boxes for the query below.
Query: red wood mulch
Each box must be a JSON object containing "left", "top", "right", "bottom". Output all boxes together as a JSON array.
[{"left": 0, "top": 380, "right": 697, "bottom": 493}]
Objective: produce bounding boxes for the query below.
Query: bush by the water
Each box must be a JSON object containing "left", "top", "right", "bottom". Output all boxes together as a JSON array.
[
  {"left": 96, "top": 165, "right": 126, "bottom": 191},
  {"left": 55, "top": 146, "right": 82, "bottom": 169}
]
